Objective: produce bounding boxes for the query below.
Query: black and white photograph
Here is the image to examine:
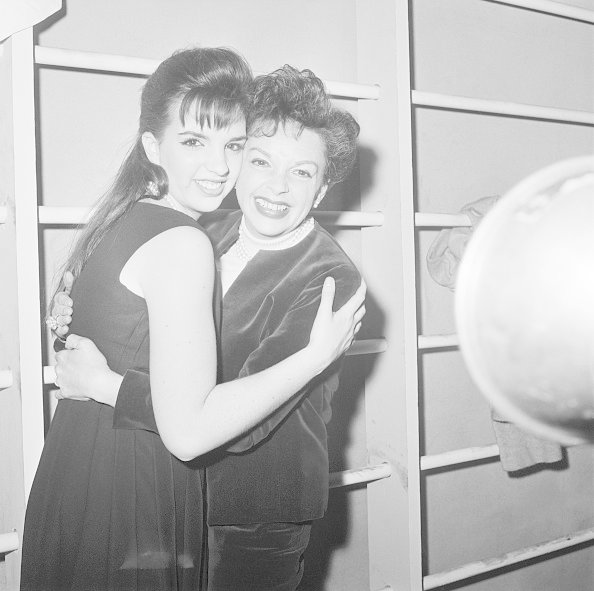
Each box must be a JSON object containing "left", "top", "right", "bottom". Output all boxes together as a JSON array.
[{"left": 0, "top": 1, "right": 593, "bottom": 590}]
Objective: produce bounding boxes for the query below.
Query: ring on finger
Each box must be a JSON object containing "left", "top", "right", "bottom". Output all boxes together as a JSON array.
[{"left": 45, "top": 315, "right": 60, "bottom": 331}]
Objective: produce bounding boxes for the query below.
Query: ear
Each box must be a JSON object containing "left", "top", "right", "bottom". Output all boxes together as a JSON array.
[
  {"left": 313, "top": 183, "right": 329, "bottom": 209},
  {"left": 141, "top": 132, "right": 160, "bottom": 165}
]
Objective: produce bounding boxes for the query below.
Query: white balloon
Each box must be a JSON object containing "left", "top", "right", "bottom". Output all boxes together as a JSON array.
[{"left": 456, "top": 156, "right": 594, "bottom": 446}]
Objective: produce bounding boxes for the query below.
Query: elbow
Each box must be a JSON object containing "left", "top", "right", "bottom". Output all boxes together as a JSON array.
[
  {"left": 162, "top": 434, "right": 210, "bottom": 462},
  {"left": 173, "top": 451, "right": 199, "bottom": 463}
]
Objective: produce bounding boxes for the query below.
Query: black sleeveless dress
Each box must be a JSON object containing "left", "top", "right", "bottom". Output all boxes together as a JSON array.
[{"left": 21, "top": 203, "right": 206, "bottom": 591}]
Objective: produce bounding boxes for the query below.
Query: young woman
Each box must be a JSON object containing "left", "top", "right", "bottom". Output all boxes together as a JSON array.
[{"left": 21, "top": 49, "right": 364, "bottom": 591}]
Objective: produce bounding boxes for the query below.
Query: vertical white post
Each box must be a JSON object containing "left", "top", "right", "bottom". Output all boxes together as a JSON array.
[
  {"left": 394, "top": 3, "right": 423, "bottom": 587},
  {"left": 356, "top": 0, "right": 422, "bottom": 589},
  {"left": 12, "top": 28, "right": 45, "bottom": 499}
]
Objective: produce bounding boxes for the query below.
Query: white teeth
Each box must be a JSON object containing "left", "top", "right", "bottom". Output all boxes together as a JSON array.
[
  {"left": 196, "top": 180, "right": 223, "bottom": 190},
  {"left": 255, "top": 198, "right": 288, "bottom": 212}
]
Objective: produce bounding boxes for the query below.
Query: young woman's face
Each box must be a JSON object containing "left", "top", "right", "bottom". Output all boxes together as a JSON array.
[
  {"left": 236, "top": 121, "right": 328, "bottom": 239},
  {"left": 143, "top": 106, "right": 247, "bottom": 217}
]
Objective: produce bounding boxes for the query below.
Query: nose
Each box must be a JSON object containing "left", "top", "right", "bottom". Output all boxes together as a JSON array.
[
  {"left": 267, "top": 172, "right": 289, "bottom": 196},
  {"left": 206, "top": 147, "right": 229, "bottom": 177}
]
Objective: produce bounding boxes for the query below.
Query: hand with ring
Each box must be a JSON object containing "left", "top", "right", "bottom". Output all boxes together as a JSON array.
[
  {"left": 53, "top": 334, "right": 121, "bottom": 406},
  {"left": 47, "top": 271, "right": 74, "bottom": 340}
]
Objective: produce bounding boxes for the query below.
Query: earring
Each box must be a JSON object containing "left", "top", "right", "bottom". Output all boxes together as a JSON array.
[{"left": 146, "top": 181, "right": 159, "bottom": 197}]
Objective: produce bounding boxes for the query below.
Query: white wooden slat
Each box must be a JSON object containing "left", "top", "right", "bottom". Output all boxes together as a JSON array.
[
  {"left": 356, "top": 1, "right": 423, "bottom": 588},
  {"left": 488, "top": 0, "right": 594, "bottom": 23},
  {"left": 421, "top": 444, "right": 500, "bottom": 471},
  {"left": 412, "top": 91, "right": 594, "bottom": 126},
  {"left": 34, "top": 46, "right": 381, "bottom": 101},
  {"left": 329, "top": 462, "right": 392, "bottom": 489},
  {"left": 423, "top": 527, "right": 594, "bottom": 589},
  {"left": 12, "top": 28, "right": 45, "bottom": 500},
  {"left": 35, "top": 206, "right": 384, "bottom": 228},
  {"left": 0, "top": 531, "right": 19, "bottom": 555},
  {"left": 414, "top": 212, "right": 471, "bottom": 228},
  {"left": 396, "top": 1, "right": 424, "bottom": 585},
  {"left": 417, "top": 334, "right": 459, "bottom": 350},
  {"left": 346, "top": 339, "right": 388, "bottom": 356},
  {"left": 0, "top": 369, "right": 14, "bottom": 390}
]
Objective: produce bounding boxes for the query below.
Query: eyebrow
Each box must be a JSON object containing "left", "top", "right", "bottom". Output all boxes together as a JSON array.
[
  {"left": 178, "top": 131, "right": 247, "bottom": 142},
  {"left": 248, "top": 147, "right": 319, "bottom": 169},
  {"left": 247, "top": 146, "right": 272, "bottom": 158}
]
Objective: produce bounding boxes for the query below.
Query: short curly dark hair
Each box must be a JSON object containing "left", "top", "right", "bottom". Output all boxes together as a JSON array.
[{"left": 247, "top": 65, "right": 360, "bottom": 187}]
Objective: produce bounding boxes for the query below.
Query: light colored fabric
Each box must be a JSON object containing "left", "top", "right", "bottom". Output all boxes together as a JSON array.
[
  {"left": 218, "top": 247, "right": 248, "bottom": 296},
  {"left": 1, "top": 0, "right": 62, "bottom": 42},
  {"left": 492, "top": 416, "right": 564, "bottom": 472},
  {"left": 426, "top": 195, "right": 500, "bottom": 290},
  {"left": 427, "top": 195, "right": 564, "bottom": 473}
]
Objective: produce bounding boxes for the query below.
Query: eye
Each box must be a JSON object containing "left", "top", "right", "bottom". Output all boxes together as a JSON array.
[
  {"left": 293, "top": 168, "right": 313, "bottom": 179},
  {"left": 226, "top": 141, "right": 245, "bottom": 153},
  {"left": 251, "top": 158, "right": 270, "bottom": 167},
  {"left": 181, "top": 138, "right": 203, "bottom": 148}
]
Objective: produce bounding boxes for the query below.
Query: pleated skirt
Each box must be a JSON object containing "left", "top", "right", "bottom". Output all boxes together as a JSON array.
[{"left": 21, "top": 399, "right": 205, "bottom": 591}]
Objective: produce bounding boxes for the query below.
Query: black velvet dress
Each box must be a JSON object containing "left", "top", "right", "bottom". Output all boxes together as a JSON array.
[{"left": 20, "top": 203, "right": 206, "bottom": 591}]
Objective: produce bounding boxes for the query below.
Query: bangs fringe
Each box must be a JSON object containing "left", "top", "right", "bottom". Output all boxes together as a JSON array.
[{"left": 179, "top": 91, "right": 245, "bottom": 130}]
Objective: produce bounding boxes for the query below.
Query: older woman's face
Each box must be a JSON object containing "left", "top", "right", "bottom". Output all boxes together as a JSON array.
[{"left": 236, "top": 120, "right": 328, "bottom": 239}]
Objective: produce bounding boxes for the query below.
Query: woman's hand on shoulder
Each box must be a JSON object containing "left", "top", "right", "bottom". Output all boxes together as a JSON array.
[{"left": 307, "top": 277, "right": 366, "bottom": 373}]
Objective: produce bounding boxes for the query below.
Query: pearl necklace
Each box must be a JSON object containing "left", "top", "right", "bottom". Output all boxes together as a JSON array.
[
  {"left": 231, "top": 216, "right": 315, "bottom": 263},
  {"left": 163, "top": 193, "right": 197, "bottom": 219}
]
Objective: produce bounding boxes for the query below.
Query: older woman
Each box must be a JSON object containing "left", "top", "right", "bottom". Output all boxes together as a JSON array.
[{"left": 52, "top": 65, "right": 362, "bottom": 591}]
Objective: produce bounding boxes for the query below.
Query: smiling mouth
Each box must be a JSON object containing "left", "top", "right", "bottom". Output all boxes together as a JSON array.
[
  {"left": 255, "top": 197, "right": 288, "bottom": 213},
  {"left": 194, "top": 179, "right": 226, "bottom": 196}
]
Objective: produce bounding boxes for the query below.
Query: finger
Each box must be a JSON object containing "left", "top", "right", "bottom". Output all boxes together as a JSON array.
[
  {"left": 56, "top": 293, "right": 74, "bottom": 307},
  {"left": 53, "top": 365, "right": 61, "bottom": 387},
  {"left": 340, "top": 282, "right": 367, "bottom": 316},
  {"left": 56, "top": 325, "right": 69, "bottom": 337},
  {"left": 353, "top": 305, "right": 366, "bottom": 324},
  {"left": 63, "top": 271, "right": 74, "bottom": 295},
  {"left": 318, "top": 277, "right": 336, "bottom": 314},
  {"left": 65, "top": 333, "right": 86, "bottom": 350},
  {"left": 54, "top": 391, "right": 63, "bottom": 400},
  {"left": 56, "top": 315, "right": 72, "bottom": 326},
  {"left": 353, "top": 280, "right": 367, "bottom": 304},
  {"left": 55, "top": 304, "right": 73, "bottom": 317},
  {"left": 354, "top": 321, "right": 362, "bottom": 334}
]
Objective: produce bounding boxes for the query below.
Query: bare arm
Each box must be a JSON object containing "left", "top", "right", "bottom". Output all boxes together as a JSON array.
[{"left": 54, "top": 226, "right": 365, "bottom": 461}]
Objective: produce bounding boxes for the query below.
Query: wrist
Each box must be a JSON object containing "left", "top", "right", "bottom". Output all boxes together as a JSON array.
[
  {"left": 93, "top": 369, "right": 123, "bottom": 407},
  {"left": 302, "top": 342, "right": 330, "bottom": 377}
]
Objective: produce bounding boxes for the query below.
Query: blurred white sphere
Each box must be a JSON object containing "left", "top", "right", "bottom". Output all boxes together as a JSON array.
[{"left": 456, "top": 156, "right": 594, "bottom": 446}]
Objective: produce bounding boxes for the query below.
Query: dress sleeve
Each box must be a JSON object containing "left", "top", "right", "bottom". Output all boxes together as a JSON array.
[
  {"left": 112, "top": 369, "right": 159, "bottom": 434},
  {"left": 226, "top": 263, "right": 359, "bottom": 453}
]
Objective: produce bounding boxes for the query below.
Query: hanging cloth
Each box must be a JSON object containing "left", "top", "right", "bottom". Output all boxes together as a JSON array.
[{"left": 426, "top": 195, "right": 564, "bottom": 473}]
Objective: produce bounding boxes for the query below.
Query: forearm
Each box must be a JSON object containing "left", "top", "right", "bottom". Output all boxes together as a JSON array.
[{"left": 168, "top": 344, "right": 326, "bottom": 459}]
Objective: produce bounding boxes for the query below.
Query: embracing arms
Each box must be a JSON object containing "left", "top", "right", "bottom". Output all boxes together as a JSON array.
[{"left": 52, "top": 226, "right": 365, "bottom": 461}]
